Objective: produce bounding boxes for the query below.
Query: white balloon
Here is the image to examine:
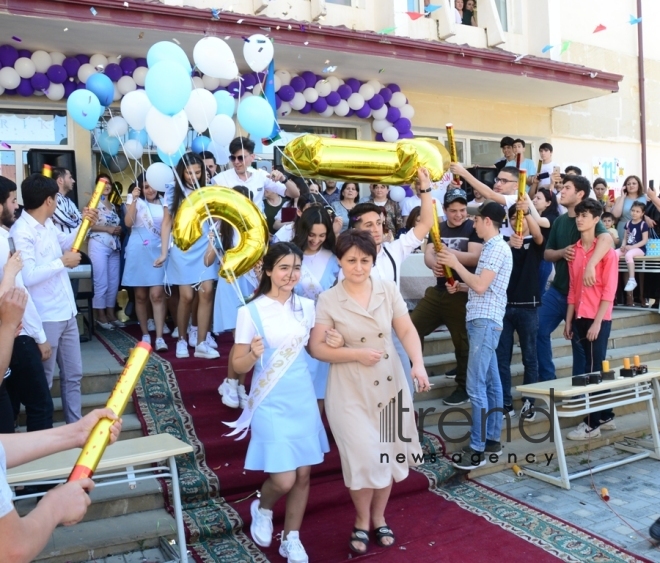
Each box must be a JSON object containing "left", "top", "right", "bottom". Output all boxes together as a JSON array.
[
  {"left": 241, "top": 91, "right": 253, "bottom": 99},
  {"left": 192, "top": 76, "right": 204, "bottom": 89},
  {"left": 0, "top": 67, "right": 20, "bottom": 90},
  {"left": 372, "top": 119, "right": 390, "bottom": 133},
  {"left": 107, "top": 116, "right": 129, "bottom": 137},
  {"left": 399, "top": 104, "right": 415, "bottom": 119},
  {"left": 132, "top": 66, "right": 148, "bottom": 87},
  {"left": 372, "top": 105, "right": 388, "bottom": 120},
  {"left": 50, "top": 52, "right": 66, "bottom": 65},
  {"left": 113, "top": 83, "right": 122, "bottom": 102},
  {"left": 77, "top": 64, "right": 96, "bottom": 83},
  {"left": 334, "top": 100, "right": 350, "bottom": 117},
  {"left": 327, "top": 76, "right": 341, "bottom": 91},
  {"left": 124, "top": 139, "right": 144, "bottom": 160},
  {"left": 390, "top": 91, "right": 407, "bottom": 108},
  {"left": 275, "top": 70, "right": 291, "bottom": 86},
  {"left": 347, "top": 93, "right": 365, "bottom": 111},
  {"left": 252, "top": 82, "right": 263, "bottom": 96},
  {"left": 367, "top": 80, "right": 382, "bottom": 93},
  {"left": 279, "top": 101, "right": 292, "bottom": 117},
  {"left": 388, "top": 185, "right": 406, "bottom": 202},
  {"left": 274, "top": 75, "right": 281, "bottom": 92},
  {"left": 89, "top": 53, "right": 108, "bottom": 70},
  {"left": 14, "top": 57, "right": 36, "bottom": 79},
  {"left": 121, "top": 90, "right": 153, "bottom": 131},
  {"left": 146, "top": 162, "right": 175, "bottom": 192},
  {"left": 382, "top": 126, "right": 399, "bottom": 143},
  {"left": 202, "top": 74, "right": 220, "bottom": 91},
  {"left": 45, "top": 83, "right": 65, "bottom": 101},
  {"left": 107, "top": 56, "right": 121, "bottom": 65},
  {"left": 217, "top": 78, "right": 232, "bottom": 87},
  {"left": 145, "top": 107, "right": 189, "bottom": 155},
  {"left": 117, "top": 75, "right": 137, "bottom": 95},
  {"left": 0, "top": 86, "right": 4, "bottom": 96},
  {"left": 315, "top": 79, "right": 332, "bottom": 97},
  {"left": 185, "top": 88, "right": 218, "bottom": 133},
  {"left": 359, "top": 84, "right": 375, "bottom": 101},
  {"left": 290, "top": 92, "right": 306, "bottom": 111},
  {"left": 319, "top": 106, "right": 335, "bottom": 118},
  {"left": 31, "top": 50, "right": 52, "bottom": 73},
  {"left": 208, "top": 114, "right": 236, "bottom": 146},
  {"left": 303, "top": 87, "right": 319, "bottom": 103},
  {"left": 243, "top": 34, "right": 274, "bottom": 73},
  {"left": 193, "top": 37, "right": 238, "bottom": 80}
]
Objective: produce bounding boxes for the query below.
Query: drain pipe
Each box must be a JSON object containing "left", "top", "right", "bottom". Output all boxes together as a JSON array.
[{"left": 637, "top": 0, "right": 647, "bottom": 187}]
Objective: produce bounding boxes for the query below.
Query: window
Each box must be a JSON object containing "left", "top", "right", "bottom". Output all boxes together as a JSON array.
[
  {"left": 327, "top": 0, "right": 352, "bottom": 5},
  {"left": 444, "top": 139, "right": 465, "bottom": 164},
  {"left": 470, "top": 138, "right": 531, "bottom": 166},
  {"left": 0, "top": 110, "right": 67, "bottom": 145},
  {"left": 494, "top": 0, "right": 508, "bottom": 31},
  {"left": 0, "top": 151, "right": 16, "bottom": 183}
]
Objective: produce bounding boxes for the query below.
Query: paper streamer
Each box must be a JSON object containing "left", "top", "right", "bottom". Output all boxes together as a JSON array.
[{"left": 71, "top": 178, "right": 107, "bottom": 252}]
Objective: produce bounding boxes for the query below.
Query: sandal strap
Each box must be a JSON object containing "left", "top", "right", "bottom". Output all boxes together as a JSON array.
[
  {"left": 352, "top": 528, "right": 369, "bottom": 541},
  {"left": 374, "top": 526, "right": 394, "bottom": 537}
]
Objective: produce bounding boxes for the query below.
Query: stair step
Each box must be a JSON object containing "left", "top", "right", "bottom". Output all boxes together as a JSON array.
[
  {"left": 16, "top": 413, "right": 143, "bottom": 441},
  {"left": 18, "top": 392, "right": 135, "bottom": 425}
]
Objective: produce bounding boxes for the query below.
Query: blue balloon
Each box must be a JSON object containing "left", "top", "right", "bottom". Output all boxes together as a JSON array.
[
  {"left": 157, "top": 145, "right": 185, "bottom": 166},
  {"left": 191, "top": 135, "right": 211, "bottom": 154},
  {"left": 67, "top": 90, "right": 102, "bottom": 130},
  {"left": 128, "top": 129, "right": 149, "bottom": 146},
  {"left": 146, "top": 41, "right": 192, "bottom": 73},
  {"left": 145, "top": 61, "right": 192, "bottom": 116},
  {"left": 237, "top": 96, "right": 276, "bottom": 139},
  {"left": 97, "top": 132, "right": 120, "bottom": 156},
  {"left": 86, "top": 73, "right": 114, "bottom": 107},
  {"left": 214, "top": 90, "right": 236, "bottom": 117}
]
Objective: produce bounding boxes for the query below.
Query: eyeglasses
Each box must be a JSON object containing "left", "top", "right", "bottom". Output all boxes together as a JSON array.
[
  {"left": 229, "top": 155, "right": 246, "bottom": 162},
  {"left": 494, "top": 177, "right": 516, "bottom": 184}
]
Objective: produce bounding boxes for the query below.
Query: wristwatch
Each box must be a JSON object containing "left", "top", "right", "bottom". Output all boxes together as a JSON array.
[{"left": 419, "top": 187, "right": 432, "bottom": 193}]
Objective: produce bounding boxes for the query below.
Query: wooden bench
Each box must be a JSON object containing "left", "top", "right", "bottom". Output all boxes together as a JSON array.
[
  {"left": 516, "top": 365, "right": 660, "bottom": 489},
  {"left": 7, "top": 433, "right": 193, "bottom": 562},
  {"left": 618, "top": 256, "right": 660, "bottom": 304}
]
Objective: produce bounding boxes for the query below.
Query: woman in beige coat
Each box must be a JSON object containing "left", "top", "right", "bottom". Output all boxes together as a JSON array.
[{"left": 309, "top": 229, "right": 430, "bottom": 555}]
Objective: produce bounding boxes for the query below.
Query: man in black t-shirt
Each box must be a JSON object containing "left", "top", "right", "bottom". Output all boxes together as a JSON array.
[{"left": 410, "top": 188, "right": 483, "bottom": 406}]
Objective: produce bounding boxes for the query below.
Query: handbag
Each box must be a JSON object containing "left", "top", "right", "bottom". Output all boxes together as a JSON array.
[{"left": 647, "top": 229, "right": 660, "bottom": 257}]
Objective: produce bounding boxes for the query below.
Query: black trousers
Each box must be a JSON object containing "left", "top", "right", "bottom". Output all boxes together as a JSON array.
[
  {"left": 6, "top": 336, "right": 54, "bottom": 432},
  {"left": 0, "top": 381, "right": 14, "bottom": 433}
]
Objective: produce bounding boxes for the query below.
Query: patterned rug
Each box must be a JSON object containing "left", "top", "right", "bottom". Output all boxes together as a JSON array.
[{"left": 96, "top": 328, "right": 651, "bottom": 563}]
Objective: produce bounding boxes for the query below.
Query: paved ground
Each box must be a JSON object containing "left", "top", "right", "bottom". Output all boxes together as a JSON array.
[
  {"left": 83, "top": 547, "right": 169, "bottom": 563},
  {"left": 476, "top": 444, "right": 660, "bottom": 562}
]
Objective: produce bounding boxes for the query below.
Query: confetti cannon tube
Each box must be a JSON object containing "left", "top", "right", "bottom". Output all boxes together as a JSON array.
[
  {"left": 445, "top": 123, "right": 460, "bottom": 183},
  {"left": 71, "top": 178, "right": 108, "bottom": 252},
  {"left": 512, "top": 464, "right": 523, "bottom": 477},
  {"left": 68, "top": 342, "right": 152, "bottom": 482},
  {"left": 430, "top": 201, "right": 456, "bottom": 285},
  {"left": 514, "top": 169, "right": 528, "bottom": 237},
  {"left": 601, "top": 487, "right": 610, "bottom": 501},
  {"left": 42, "top": 164, "right": 52, "bottom": 177},
  {"left": 537, "top": 159, "right": 543, "bottom": 175}
]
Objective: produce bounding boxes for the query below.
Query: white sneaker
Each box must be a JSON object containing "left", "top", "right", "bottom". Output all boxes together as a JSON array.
[
  {"left": 188, "top": 327, "right": 198, "bottom": 348},
  {"left": 205, "top": 332, "right": 218, "bottom": 349},
  {"left": 176, "top": 339, "right": 189, "bottom": 358},
  {"left": 172, "top": 327, "right": 179, "bottom": 338},
  {"left": 567, "top": 421, "right": 601, "bottom": 441},
  {"left": 194, "top": 342, "right": 220, "bottom": 359},
  {"left": 238, "top": 384, "right": 249, "bottom": 409},
  {"left": 599, "top": 417, "right": 617, "bottom": 431},
  {"left": 279, "top": 531, "right": 308, "bottom": 563},
  {"left": 155, "top": 337, "right": 168, "bottom": 352},
  {"left": 219, "top": 378, "right": 239, "bottom": 408},
  {"left": 624, "top": 278, "right": 638, "bottom": 292},
  {"left": 141, "top": 334, "right": 152, "bottom": 345},
  {"left": 163, "top": 324, "right": 171, "bottom": 335},
  {"left": 250, "top": 499, "right": 273, "bottom": 547},
  {"left": 147, "top": 318, "right": 156, "bottom": 332}
]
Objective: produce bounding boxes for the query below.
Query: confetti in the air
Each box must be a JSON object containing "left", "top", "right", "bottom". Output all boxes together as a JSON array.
[
  {"left": 90, "top": 6, "right": 97, "bottom": 15},
  {"left": 378, "top": 26, "right": 396, "bottom": 34},
  {"left": 11, "top": 36, "right": 21, "bottom": 42},
  {"left": 561, "top": 40, "right": 571, "bottom": 53},
  {"left": 0, "top": 142, "right": 11, "bottom": 149},
  {"left": 323, "top": 66, "right": 337, "bottom": 73},
  {"left": 425, "top": 4, "right": 440, "bottom": 12},
  {"left": 593, "top": 23, "right": 606, "bottom": 33},
  {"left": 513, "top": 54, "right": 526, "bottom": 63},
  {"left": 237, "top": 19, "right": 244, "bottom": 24},
  {"left": 172, "top": 38, "right": 180, "bottom": 44},
  {"left": 541, "top": 44, "right": 553, "bottom": 53},
  {"left": 63, "top": 27, "right": 69, "bottom": 32},
  {"left": 629, "top": 14, "right": 642, "bottom": 25},
  {"left": 211, "top": 8, "right": 220, "bottom": 19},
  {"left": 406, "top": 12, "right": 424, "bottom": 20}
]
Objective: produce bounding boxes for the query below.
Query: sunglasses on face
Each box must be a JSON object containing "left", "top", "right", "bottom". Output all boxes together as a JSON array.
[{"left": 229, "top": 155, "right": 247, "bottom": 162}]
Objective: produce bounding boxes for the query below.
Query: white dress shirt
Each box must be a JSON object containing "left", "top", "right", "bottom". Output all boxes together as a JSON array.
[
  {"left": 10, "top": 212, "right": 78, "bottom": 322},
  {"left": 0, "top": 229, "right": 47, "bottom": 343},
  {"left": 211, "top": 167, "right": 286, "bottom": 211}
]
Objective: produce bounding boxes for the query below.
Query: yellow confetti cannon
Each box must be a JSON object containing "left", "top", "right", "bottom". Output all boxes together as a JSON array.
[
  {"left": 537, "top": 159, "right": 543, "bottom": 175},
  {"left": 512, "top": 464, "right": 523, "bottom": 477},
  {"left": 68, "top": 342, "right": 152, "bottom": 482},
  {"left": 514, "top": 169, "right": 528, "bottom": 237},
  {"left": 445, "top": 123, "right": 460, "bottom": 183},
  {"left": 601, "top": 487, "right": 610, "bottom": 501},
  {"left": 71, "top": 177, "right": 108, "bottom": 252},
  {"left": 42, "top": 164, "right": 52, "bottom": 177},
  {"left": 430, "top": 201, "right": 455, "bottom": 285}
]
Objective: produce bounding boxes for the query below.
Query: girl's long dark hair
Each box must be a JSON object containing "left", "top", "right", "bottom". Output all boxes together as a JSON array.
[
  {"left": 171, "top": 152, "right": 206, "bottom": 218},
  {"left": 250, "top": 242, "right": 303, "bottom": 302},
  {"left": 538, "top": 188, "right": 559, "bottom": 217},
  {"left": 292, "top": 206, "right": 336, "bottom": 252}
]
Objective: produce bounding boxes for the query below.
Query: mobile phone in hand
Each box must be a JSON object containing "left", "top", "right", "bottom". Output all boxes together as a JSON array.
[
  {"left": 281, "top": 207, "right": 297, "bottom": 223},
  {"left": 7, "top": 237, "right": 15, "bottom": 256}
]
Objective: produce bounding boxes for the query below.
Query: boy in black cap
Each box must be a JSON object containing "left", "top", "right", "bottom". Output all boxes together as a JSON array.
[
  {"left": 437, "top": 201, "right": 513, "bottom": 470},
  {"left": 410, "top": 188, "right": 483, "bottom": 406}
]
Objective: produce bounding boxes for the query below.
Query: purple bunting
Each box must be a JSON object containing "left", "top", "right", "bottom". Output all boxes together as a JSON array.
[
  {"left": 325, "top": 91, "right": 341, "bottom": 107},
  {"left": 0, "top": 45, "right": 19, "bottom": 67},
  {"left": 394, "top": 118, "right": 411, "bottom": 133},
  {"left": 75, "top": 54, "right": 90, "bottom": 65},
  {"left": 120, "top": 57, "right": 137, "bottom": 75},
  {"left": 301, "top": 70, "right": 317, "bottom": 89},
  {"left": 345, "top": 78, "right": 360, "bottom": 93},
  {"left": 337, "top": 84, "right": 352, "bottom": 100},
  {"left": 386, "top": 106, "right": 401, "bottom": 123},
  {"left": 368, "top": 94, "right": 384, "bottom": 110},
  {"left": 388, "top": 83, "right": 401, "bottom": 93},
  {"left": 30, "top": 72, "right": 49, "bottom": 91},
  {"left": 47, "top": 65, "right": 67, "bottom": 84},
  {"left": 278, "top": 85, "right": 295, "bottom": 102},
  {"left": 312, "top": 97, "right": 328, "bottom": 113},
  {"left": 290, "top": 75, "right": 306, "bottom": 93},
  {"left": 62, "top": 57, "right": 81, "bottom": 78},
  {"left": 17, "top": 78, "right": 34, "bottom": 97}
]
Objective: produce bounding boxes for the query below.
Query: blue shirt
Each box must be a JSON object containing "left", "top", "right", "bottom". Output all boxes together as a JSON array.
[
  {"left": 505, "top": 158, "right": 537, "bottom": 184},
  {"left": 466, "top": 234, "right": 513, "bottom": 325}
]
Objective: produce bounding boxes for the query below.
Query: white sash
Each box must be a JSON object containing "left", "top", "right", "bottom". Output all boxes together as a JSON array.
[
  {"left": 137, "top": 199, "right": 162, "bottom": 238},
  {"left": 298, "top": 262, "right": 324, "bottom": 302}
]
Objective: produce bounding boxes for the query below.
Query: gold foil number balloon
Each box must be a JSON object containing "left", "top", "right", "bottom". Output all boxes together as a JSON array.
[
  {"left": 282, "top": 134, "right": 450, "bottom": 185},
  {"left": 172, "top": 186, "right": 268, "bottom": 281}
]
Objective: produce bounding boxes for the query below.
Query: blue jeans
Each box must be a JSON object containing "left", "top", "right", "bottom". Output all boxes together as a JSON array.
[
  {"left": 536, "top": 286, "right": 586, "bottom": 383},
  {"left": 467, "top": 319, "right": 503, "bottom": 452},
  {"left": 496, "top": 306, "right": 539, "bottom": 406},
  {"left": 538, "top": 260, "right": 552, "bottom": 297}
]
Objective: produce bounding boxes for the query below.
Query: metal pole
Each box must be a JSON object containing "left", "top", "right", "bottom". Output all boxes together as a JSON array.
[{"left": 637, "top": 0, "right": 647, "bottom": 187}]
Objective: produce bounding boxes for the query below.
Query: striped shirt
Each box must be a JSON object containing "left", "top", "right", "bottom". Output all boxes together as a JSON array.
[{"left": 52, "top": 192, "right": 82, "bottom": 234}]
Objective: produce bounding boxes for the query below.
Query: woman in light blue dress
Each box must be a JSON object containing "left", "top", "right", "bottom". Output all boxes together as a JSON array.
[
  {"left": 612, "top": 175, "right": 647, "bottom": 247},
  {"left": 231, "top": 243, "right": 337, "bottom": 559},
  {"left": 155, "top": 153, "right": 218, "bottom": 360},
  {"left": 292, "top": 207, "right": 340, "bottom": 405}
]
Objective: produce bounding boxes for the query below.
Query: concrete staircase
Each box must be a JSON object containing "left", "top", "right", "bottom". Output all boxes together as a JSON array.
[
  {"left": 414, "top": 309, "right": 660, "bottom": 478},
  {"left": 13, "top": 337, "right": 178, "bottom": 563}
]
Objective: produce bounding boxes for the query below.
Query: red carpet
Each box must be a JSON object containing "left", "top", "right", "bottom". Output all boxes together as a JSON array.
[{"left": 123, "top": 326, "right": 561, "bottom": 561}]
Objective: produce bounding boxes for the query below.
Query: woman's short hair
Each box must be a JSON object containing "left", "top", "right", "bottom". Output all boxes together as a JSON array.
[{"left": 335, "top": 229, "right": 377, "bottom": 264}]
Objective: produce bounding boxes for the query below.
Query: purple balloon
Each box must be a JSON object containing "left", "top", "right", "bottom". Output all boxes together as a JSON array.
[
  {"left": 404, "top": 186, "right": 414, "bottom": 197},
  {"left": 325, "top": 91, "right": 341, "bottom": 107},
  {"left": 30, "top": 72, "right": 49, "bottom": 91},
  {"left": 275, "top": 94, "right": 282, "bottom": 109},
  {"left": 0, "top": 45, "right": 19, "bottom": 67},
  {"left": 337, "top": 84, "right": 352, "bottom": 100},
  {"left": 375, "top": 133, "right": 384, "bottom": 142},
  {"left": 312, "top": 97, "right": 328, "bottom": 113},
  {"left": 63, "top": 80, "right": 77, "bottom": 97},
  {"left": 75, "top": 54, "right": 90, "bottom": 65},
  {"left": 47, "top": 65, "right": 67, "bottom": 84},
  {"left": 386, "top": 106, "right": 401, "bottom": 123},
  {"left": 290, "top": 75, "right": 306, "bottom": 93},
  {"left": 242, "top": 74, "right": 257, "bottom": 89},
  {"left": 17, "top": 78, "right": 34, "bottom": 97},
  {"left": 379, "top": 87, "right": 392, "bottom": 104},
  {"left": 368, "top": 94, "right": 384, "bottom": 110},
  {"left": 299, "top": 102, "right": 313, "bottom": 115},
  {"left": 227, "top": 80, "right": 240, "bottom": 96},
  {"left": 345, "top": 78, "right": 360, "bottom": 93},
  {"left": 388, "top": 83, "right": 401, "bottom": 93},
  {"left": 62, "top": 57, "right": 81, "bottom": 78},
  {"left": 104, "top": 63, "right": 122, "bottom": 82},
  {"left": 17, "top": 49, "right": 32, "bottom": 59},
  {"left": 4, "top": 88, "right": 17, "bottom": 96},
  {"left": 346, "top": 109, "right": 355, "bottom": 117},
  {"left": 120, "top": 57, "right": 137, "bottom": 75},
  {"left": 356, "top": 105, "right": 371, "bottom": 119},
  {"left": 301, "top": 71, "right": 317, "bottom": 89},
  {"left": 399, "top": 131, "right": 414, "bottom": 139},
  {"left": 77, "top": 81, "right": 87, "bottom": 90},
  {"left": 135, "top": 57, "right": 147, "bottom": 67},
  {"left": 278, "top": 84, "right": 295, "bottom": 102},
  {"left": 394, "top": 118, "right": 412, "bottom": 133}
]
